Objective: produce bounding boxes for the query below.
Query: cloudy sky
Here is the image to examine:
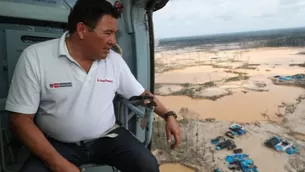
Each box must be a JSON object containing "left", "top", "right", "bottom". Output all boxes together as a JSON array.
[{"left": 153, "top": 0, "right": 305, "bottom": 38}]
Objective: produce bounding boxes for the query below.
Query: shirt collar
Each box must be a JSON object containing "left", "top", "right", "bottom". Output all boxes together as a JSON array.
[
  {"left": 57, "top": 31, "right": 77, "bottom": 62},
  {"left": 58, "top": 31, "right": 70, "bottom": 58}
]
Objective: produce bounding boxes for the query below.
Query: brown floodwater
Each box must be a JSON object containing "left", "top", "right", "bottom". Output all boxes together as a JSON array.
[
  {"left": 154, "top": 48, "right": 305, "bottom": 172},
  {"left": 155, "top": 48, "right": 305, "bottom": 122},
  {"left": 157, "top": 84, "right": 305, "bottom": 122},
  {"left": 155, "top": 65, "right": 238, "bottom": 84},
  {"left": 160, "top": 163, "right": 194, "bottom": 172}
]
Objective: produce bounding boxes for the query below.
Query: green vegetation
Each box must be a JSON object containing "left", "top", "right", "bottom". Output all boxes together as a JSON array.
[
  {"left": 236, "top": 63, "right": 260, "bottom": 70},
  {"left": 171, "top": 82, "right": 217, "bottom": 98},
  {"left": 264, "top": 36, "right": 305, "bottom": 47},
  {"left": 156, "top": 27, "right": 305, "bottom": 51},
  {"left": 225, "top": 75, "right": 250, "bottom": 82},
  {"left": 290, "top": 63, "right": 305, "bottom": 68}
]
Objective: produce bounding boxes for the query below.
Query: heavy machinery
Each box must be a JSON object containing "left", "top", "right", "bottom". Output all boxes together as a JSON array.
[{"left": 0, "top": 0, "right": 169, "bottom": 171}]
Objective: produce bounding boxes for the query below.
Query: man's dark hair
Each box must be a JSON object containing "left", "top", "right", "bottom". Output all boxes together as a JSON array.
[{"left": 67, "top": 0, "right": 121, "bottom": 34}]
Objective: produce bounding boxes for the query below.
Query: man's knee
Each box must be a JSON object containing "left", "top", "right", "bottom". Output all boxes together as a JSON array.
[{"left": 135, "top": 153, "right": 159, "bottom": 172}]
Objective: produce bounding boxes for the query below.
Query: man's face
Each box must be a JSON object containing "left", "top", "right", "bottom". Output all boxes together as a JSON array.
[{"left": 78, "top": 15, "right": 118, "bottom": 60}]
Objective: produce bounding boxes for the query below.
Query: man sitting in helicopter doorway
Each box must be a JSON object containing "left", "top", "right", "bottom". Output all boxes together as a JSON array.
[{"left": 5, "top": 0, "right": 181, "bottom": 171}]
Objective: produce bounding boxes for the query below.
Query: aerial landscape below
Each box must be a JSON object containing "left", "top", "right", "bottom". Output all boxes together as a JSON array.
[{"left": 151, "top": 27, "right": 305, "bottom": 172}]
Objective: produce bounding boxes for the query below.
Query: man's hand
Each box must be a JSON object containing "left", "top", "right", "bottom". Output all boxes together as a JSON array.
[{"left": 165, "top": 116, "right": 181, "bottom": 150}]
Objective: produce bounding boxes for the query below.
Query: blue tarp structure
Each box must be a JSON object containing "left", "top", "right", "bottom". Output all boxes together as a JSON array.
[
  {"left": 226, "top": 154, "right": 258, "bottom": 172},
  {"left": 274, "top": 74, "right": 305, "bottom": 81},
  {"left": 264, "top": 136, "right": 298, "bottom": 155}
]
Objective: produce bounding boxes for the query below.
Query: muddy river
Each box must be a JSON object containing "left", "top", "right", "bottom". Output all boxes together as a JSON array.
[
  {"left": 154, "top": 47, "right": 305, "bottom": 171},
  {"left": 160, "top": 163, "right": 194, "bottom": 172},
  {"left": 157, "top": 84, "right": 305, "bottom": 122}
]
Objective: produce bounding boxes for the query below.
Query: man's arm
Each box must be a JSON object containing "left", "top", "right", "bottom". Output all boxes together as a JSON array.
[
  {"left": 9, "top": 114, "right": 68, "bottom": 171},
  {"left": 5, "top": 49, "right": 75, "bottom": 171}
]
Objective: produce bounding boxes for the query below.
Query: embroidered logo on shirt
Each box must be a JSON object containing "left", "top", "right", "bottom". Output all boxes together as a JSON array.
[
  {"left": 97, "top": 78, "right": 113, "bottom": 83},
  {"left": 49, "top": 82, "right": 72, "bottom": 88}
]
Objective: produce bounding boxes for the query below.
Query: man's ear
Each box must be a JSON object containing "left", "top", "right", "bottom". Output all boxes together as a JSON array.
[{"left": 76, "top": 22, "right": 89, "bottom": 40}]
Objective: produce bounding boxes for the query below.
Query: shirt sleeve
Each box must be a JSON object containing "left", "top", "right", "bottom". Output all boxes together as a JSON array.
[
  {"left": 116, "top": 55, "right": 145, "bottom": 99},
  {"left": 5, "top": 48, "right": 41, "bottom": 114}
]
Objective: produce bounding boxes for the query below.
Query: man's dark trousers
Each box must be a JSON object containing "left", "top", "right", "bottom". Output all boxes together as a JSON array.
[{"left": 19, "top": 127, "right": 159, "bottom": 172}]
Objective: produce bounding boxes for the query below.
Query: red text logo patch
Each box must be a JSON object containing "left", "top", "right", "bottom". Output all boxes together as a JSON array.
[
  {"left": 97, "top": 78, "right": 113, "bottom": 83},
  {"left": 49, "top": 82, "right": 72, "bottom": 88}
]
